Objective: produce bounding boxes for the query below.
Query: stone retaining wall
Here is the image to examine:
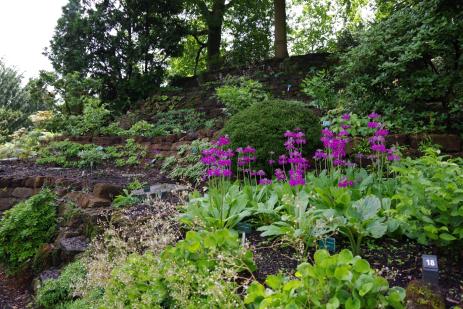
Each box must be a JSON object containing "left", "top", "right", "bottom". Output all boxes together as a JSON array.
[
  {"left": 53, "top": 128, "right": 217, "bottom": 157},
  {"left": 0, "top": 175, "right": 123, "bottom": 215}
]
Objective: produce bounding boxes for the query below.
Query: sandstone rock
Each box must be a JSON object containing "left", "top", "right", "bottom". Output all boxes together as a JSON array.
[
  {"left": 78, "top": 194, "right": 111, "bottom": 208},
  {"left": 0, "top": 198, "right": 19, "bottom": 211},
  {"left": 11, "top": 187, "right": 35, "bottom": 199},
  {"left": 93, "top": 183, "right": 123, "bottom": 199},
  {"left": 0, "top": 188, "right": 12, "bottom": 198}
]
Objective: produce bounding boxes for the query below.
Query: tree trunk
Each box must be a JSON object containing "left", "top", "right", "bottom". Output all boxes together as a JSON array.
[
  {"left": 206, "top": 0, "right": 226, "bottom": 71},
  {"left": 274, "top": 0, "right": 289, "bottom": 59}
]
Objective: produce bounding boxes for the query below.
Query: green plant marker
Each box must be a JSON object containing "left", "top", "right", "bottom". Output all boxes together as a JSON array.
[{"left": 318, "top": 237, "right": 336, "bottom": 252}]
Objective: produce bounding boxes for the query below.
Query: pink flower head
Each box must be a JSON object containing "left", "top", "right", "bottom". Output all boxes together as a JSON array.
[
  {"left": 368, "top": 122, "right": 380, "bottom": 129},
  {"left": 207, "top": 168, "right": 222, "bottom": 178},
  {"left": 275, "top": 169, "right": 286, "bottom": 181},
  {"left": 256, "top": 170, "right": 266, "bottom": 177},
  {"left": 259, "top": 178, "right": 273, "bottom": 185},
  {"left": 341, "top": 124, "right": 351, "bottom": 130},
  {"left": 201, "top": 156, "right": 216, "bottom": 165},
  {"left": 371, "top": 144, "right": 387, "bottom": 153},
  {"left": 375, "top": 129, "right": 389, "bottom": 137},
  {"left": 341, "top": 113, "right": 351, "bottom": 121},
  {"left": 216, "top": 135, "right": 230, "bottom": 146},
  {"left": 236, "top": 147, "right": 243, "bottom": 153},
  {"left": 338, "top": 178, "right": 354, "bottom": 188},
  {"left": 288, "top": 169, "right": 305, "bottom": 186},
  {"left": 268, "top": 159, "right": 275, "bottom": 166},
  {"left": 243, "top": 146, "right": 256, "bottom": 154},
  {"left": 218, "top": 159, "right": 232, "bottom": 167},
  {"left": 338, "top": 130, "right": 350, "bottom": 137},
  {"left": 221, "top": 169, "right": 233, "bottom": 177},
  {"left": 278, "top": 155, "right": 288, "bottom": 165},
  {"left": 368, "top": 112, "right": 381, "bottom": 119},
  {"left": 321, "top": 128, "right": 334, "bottom": 137},
  {"left": 313, "top": 149, "right": 327, "bottom": 160},
  {"left": 387, "top": 154, "right": 400, "bottom": 161}
]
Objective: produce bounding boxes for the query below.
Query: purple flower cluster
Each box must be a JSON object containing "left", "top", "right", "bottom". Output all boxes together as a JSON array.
[
  {"left": 275, "top": 130, "right": 309, "bottom": 186},
  {"left": 315, "top": 127, "right": 350, "bottom": 167},
  {"left": 367, "top": 114, "right": 400, "bottom": 161},
  {"left": 338, "top": 178, "right": 354, "bottom": 188},
  {"left": 201, "top": 135, "right": 234, "bottom": 179}
]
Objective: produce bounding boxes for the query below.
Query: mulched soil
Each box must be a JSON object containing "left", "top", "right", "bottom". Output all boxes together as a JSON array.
[
  {"left": 250, "top": 232, "right": 463, "bottom": 308},
  {"left": 0, "top": 159, "right": 172, "bottom": 189},
  {"left": 0, "top": 268, "right": 32, "bottom": 309}
]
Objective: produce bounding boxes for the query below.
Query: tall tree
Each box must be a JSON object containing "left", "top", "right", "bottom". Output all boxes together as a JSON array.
[
  {"left": 189, "top": 0, "right": 235, "bottom": 71},
  {"left": 274, "top": 0, "right": 289, "bottom": 59},
  {"left": 47, "top": 0, "right": 187, "bottom": 110}
]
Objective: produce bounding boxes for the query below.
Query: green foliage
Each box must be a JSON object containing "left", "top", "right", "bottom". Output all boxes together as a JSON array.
[
  {"left": 152, "top": 109, "right": 213, "bottom": 134},
  {"left": 336, "top": 0, "right": 463, "bottom": 132},
  {"left": 37, "top": 141, "right": 105, "bottom": 168},
  {"left": 301, "top": 70, "right": 337, "bottom": 111},
  {"left": 37, "top": 139, "right": 147, "bottom": 168},
  {"left": 245, "top": 249, "right": 405, "bottom": 308},
  {"left": 181, "top": 182, "right": 252, "bottom": 230},
  {"left": 0, "top": 190, "right": 57, "bottom": 274},
  {"left": 35, "top": 260, "right": 87, "bottom": 309},
  {"left": 112, "top": 189, "right": 140, "bottom": 209},
  {"left": 109, "top": 138, "right": 148, "bottom": 167},
  {"left": 54, "top": 98, "right": 110, "bottom": 136},
  {"left": 0, "top": 59, "right": 29, "bottom": 113},
  {"left": 161, "top": 138, "right": 212, "bottom": 184},
  {"left": 126, "top": 120, "right": 162, "bottom": 138},
  {"left": 0, "top": 129, "right": 57, "bottom": 159},
  {"left": 0, "top": 107, "right": 24, "bottom": 142},
  {"left": 222, "top": 99, "right": 321, "bottom": 168},
  {"left": 290, "top": 0, "right": 370, "bottom": 54},
  {"left": 48, "top": 0, "right": 186, "bottom": 110},
  {"left": 391, "top": 147, "right": 463, "bottom": 245},
  {"left": 216, "top": 77, "right": 270, "bottom": 115},
  {"left": 103, "top": 229, "right": 255, "bottom": 308},
  {"left": 257, "top": 187, "right": 340, "bottom": 258}
]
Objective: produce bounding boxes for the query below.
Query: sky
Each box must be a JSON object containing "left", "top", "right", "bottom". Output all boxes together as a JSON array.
[{"left": 0, "top": 0, "right": 68, "bottom": 81}]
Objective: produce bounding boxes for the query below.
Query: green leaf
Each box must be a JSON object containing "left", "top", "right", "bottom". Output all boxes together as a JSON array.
[
  {"left": 353, "top": 259, "right": 371, "bottom": 273},
  {"left": 439, "top": 233, "right": 456, "bottom": 241},
  {"left": 345, "top": 297, "right": 361, "bottom": 309},
  {"left": 265, "top": 275, "right": 284, "bottom": 290},
  {"left": 334, "top": 266, "right": 352, "bottom": 281}
]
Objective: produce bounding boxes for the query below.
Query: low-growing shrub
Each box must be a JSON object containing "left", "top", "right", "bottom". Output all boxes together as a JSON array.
[
  {"left": 245, "top": 249, "right": 405, "bottom": 308},
  {"left": 391, "top": 147, "right": 463, "bottom": 245},
  {"left": 216, "top": 77, "right": 269, "bottom": 115},
  {"left": 222, "top": 99, "right": 321, "bottom": 168},
  {"left": 103, "top": 229, "right": 255, "bottom": 308},
  {"left": 35, "top": 260, "right": 87, "bottom": 308},
  {"left": 0, "top": 190, "right": 57, "bottom": 274}
]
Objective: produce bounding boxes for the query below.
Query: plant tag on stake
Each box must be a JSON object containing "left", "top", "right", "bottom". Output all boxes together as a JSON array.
[
  {"left": 422, "top": 255, "right": 439, "bottom": 286},
  {"left": 318, "top": 237, "right": 336, "bottom": 252}
]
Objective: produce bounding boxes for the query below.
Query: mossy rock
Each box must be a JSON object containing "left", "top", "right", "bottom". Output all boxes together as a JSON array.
[{"left": 405, "top": 280, "right": 445, "bottom": 309}]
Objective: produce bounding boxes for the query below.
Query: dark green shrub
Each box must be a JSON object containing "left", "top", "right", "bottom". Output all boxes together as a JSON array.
[
  {"left": 222, "top": 99, "right": 321, "bottom": 168},
  {"left": 35, "top": 260, "right": 87, "bottom": 309},
  {"left": 0, "top": 190, "right": 57, "bottom": 274},
  {"left": 335, "top": 0, "right": 463, "bottom": 132}
]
